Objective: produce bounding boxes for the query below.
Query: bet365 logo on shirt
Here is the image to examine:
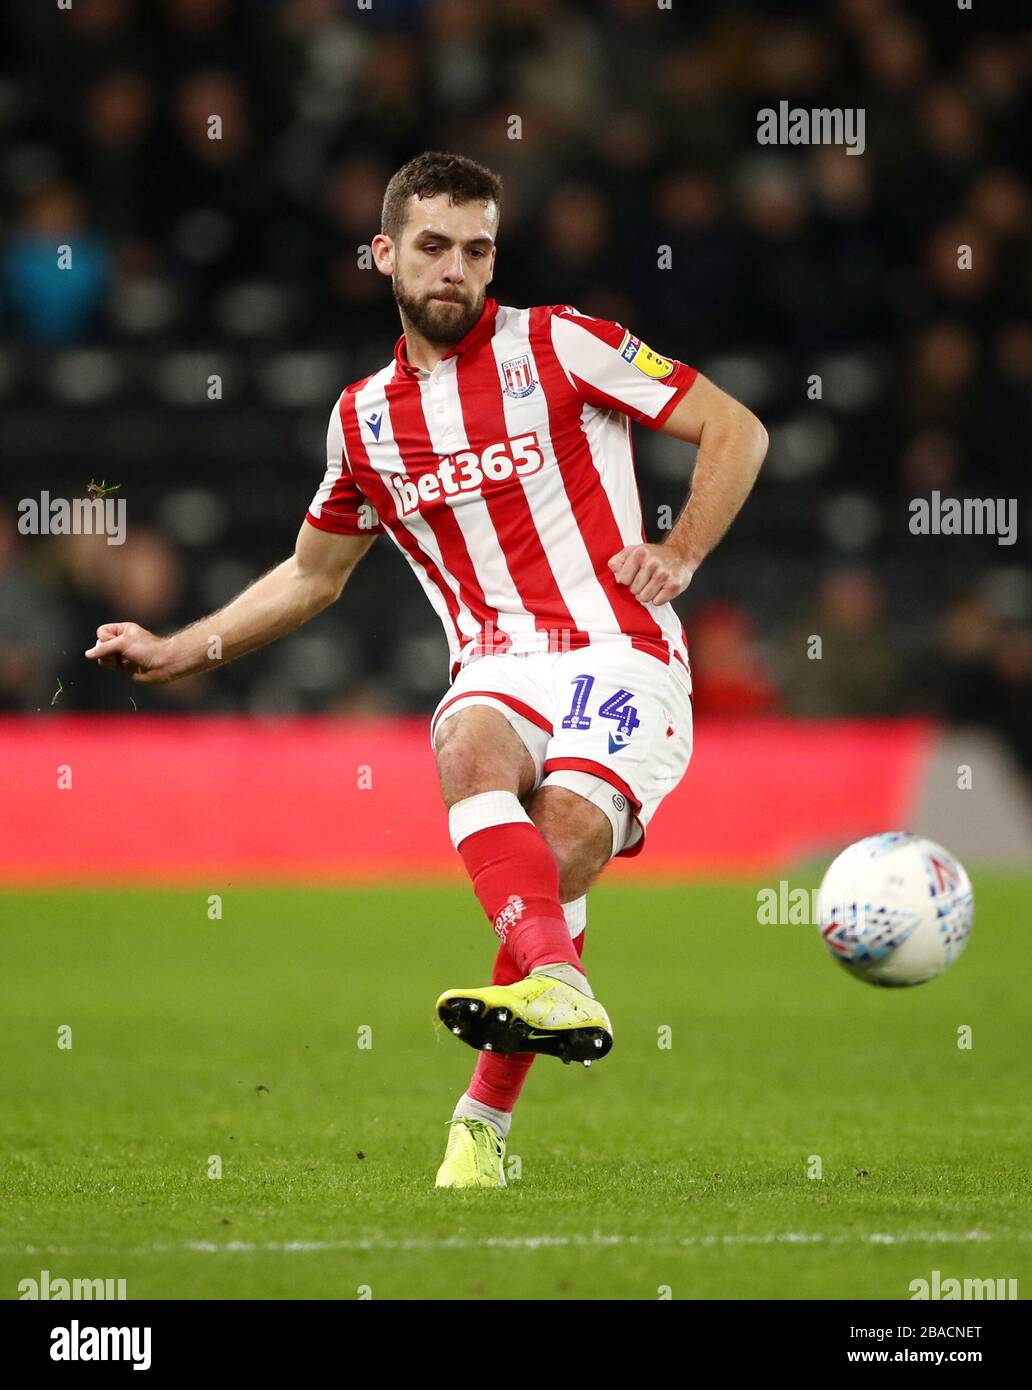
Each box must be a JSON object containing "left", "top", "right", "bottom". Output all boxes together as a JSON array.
[
  {"left": 384, "top": 433, "right": 544, "bottom": 515},
  {"left": 618, "top": 331, "right": 674, "bottom": 380}
]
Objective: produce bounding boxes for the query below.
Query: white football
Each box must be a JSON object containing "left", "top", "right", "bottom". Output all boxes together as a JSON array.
[{"left": 817, "top": 833, "right": 974, "bottom": 987}]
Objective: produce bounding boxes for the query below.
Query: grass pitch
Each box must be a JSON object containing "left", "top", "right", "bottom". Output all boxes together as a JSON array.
[{"left": 1, "top": 879, "right": 1029, "bottom": 1300}]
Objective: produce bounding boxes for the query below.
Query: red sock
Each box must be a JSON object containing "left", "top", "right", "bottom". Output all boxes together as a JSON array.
[
  {"left": 468, "top": 929, "right": 587, "bottom": 1111},
  {"left": 458, "top": 822, "right": 581, "bottom": 976}
]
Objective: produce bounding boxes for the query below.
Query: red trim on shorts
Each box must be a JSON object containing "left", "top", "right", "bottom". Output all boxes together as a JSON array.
[
  {"left": 542, "top": 757, "right": 642, "bottom": 811},
  {"left": 432, "top": 691, "right": 554, "bottom": 741},
  {"left": 542, "top": 757, "right": 647, "bottom": 859}
]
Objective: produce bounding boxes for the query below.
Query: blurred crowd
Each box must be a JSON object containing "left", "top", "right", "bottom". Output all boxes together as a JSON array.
[{"left": 0, "top": 0, "right": 1029, "bottom": 776}]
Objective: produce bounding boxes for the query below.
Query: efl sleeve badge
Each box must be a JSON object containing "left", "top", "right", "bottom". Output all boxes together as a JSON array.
[{"left": 617, "top": 330, "right": 675, "bottom": 380}]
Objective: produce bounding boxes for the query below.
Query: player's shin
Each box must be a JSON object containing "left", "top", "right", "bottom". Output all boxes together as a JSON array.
[{"left": 449, "top": 791, "right": 586, "bottom": 981}]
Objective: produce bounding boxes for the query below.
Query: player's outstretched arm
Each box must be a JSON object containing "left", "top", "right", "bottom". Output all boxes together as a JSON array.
[
  {"left": 609, "top": 374, "right": 768, "bottom": 605},
  {"left": 84, "top": 521, "right": 376, "bottom": 683}
]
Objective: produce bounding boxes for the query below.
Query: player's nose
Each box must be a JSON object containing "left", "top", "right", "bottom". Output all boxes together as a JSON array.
[{"left": 440, "top": 248, "right": 465, "bottom": 282}]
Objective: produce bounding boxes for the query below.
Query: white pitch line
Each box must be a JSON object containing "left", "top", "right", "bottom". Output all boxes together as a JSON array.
[
  {"left": 179, "top": 1230, "right": 1015, "bottom": 1253},
  {"left": 12, "top": 1230, "right": 1027, "bottom": 1259}
]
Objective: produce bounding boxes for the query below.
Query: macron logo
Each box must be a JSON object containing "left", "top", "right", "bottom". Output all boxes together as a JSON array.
[{"left": 365, "top": 412, "right": 383, "bottom": 440}]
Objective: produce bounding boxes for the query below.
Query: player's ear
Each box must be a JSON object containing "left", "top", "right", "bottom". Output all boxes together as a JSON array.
[{"left": 371, "top": 233, "right": 394, "bottom": 277}]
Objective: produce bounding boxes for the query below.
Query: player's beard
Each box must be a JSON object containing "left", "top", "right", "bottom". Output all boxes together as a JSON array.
[{"left": 392, "top": 273, "right": 485, "bottom": 346}]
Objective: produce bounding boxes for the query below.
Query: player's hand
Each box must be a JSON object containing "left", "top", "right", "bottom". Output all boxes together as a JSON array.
[
  {"left": 84, "top": 623, "right": 174, "bottom": 683},
  {"left": 607, "top": 544, "right": 694, "bottom": 605}
]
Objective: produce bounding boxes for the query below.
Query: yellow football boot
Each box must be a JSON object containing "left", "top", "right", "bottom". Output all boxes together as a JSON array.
[
  {"left": 436, "top": 966, "right": 613, "bottom": 1066},
  {"left": 434, "top": 1117, "right": 507, "bottom": 1189}
]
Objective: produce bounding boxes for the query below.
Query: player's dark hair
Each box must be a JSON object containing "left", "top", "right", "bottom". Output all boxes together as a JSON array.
[{"left": 381, "top": 151, "right": 502, "bottom": 242}]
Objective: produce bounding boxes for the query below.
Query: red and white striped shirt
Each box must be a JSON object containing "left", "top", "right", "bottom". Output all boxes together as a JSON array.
[{"left": 306, "top": 298, "right": 697, "bottom": 681}]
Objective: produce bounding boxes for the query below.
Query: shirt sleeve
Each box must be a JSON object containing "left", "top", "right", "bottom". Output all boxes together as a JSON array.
[
  {"left": 548, "top": 305, "right": 698, "bottom": 430},
  {"left": 305, "top": 394, "right": 384, "bottom": 535}
]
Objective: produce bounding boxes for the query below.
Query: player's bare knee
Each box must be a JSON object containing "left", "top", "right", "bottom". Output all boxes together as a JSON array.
[
  {"left": 434, "top": 727, "right": 499, "bottom": 803},
  {"left": 434, "top": 707, "right": 535, "bottom": 806}
]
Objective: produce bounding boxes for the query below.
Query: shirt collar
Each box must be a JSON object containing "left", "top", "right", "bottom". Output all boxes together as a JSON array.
[{"left": 393, "top": 295, "right": 499, "bottom": 378}]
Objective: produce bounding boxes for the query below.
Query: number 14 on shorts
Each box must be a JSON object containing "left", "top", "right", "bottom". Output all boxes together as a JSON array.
[{"left": 561, "top": 674, "right": 641, "bottom": 751}]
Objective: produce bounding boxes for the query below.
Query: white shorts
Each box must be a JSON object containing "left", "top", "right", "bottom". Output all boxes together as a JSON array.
[{"left": 429, "top": 643, "right": 694, "bottom": 858}]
